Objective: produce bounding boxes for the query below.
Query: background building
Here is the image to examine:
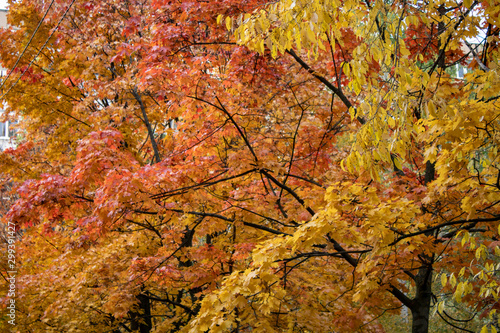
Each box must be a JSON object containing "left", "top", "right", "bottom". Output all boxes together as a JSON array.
[{"left": 0, "top": 8, "right": 14, "bottom": 150}]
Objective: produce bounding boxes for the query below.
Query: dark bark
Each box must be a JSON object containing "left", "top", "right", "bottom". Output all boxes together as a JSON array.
[
  {"left": 409, "top": 116, "right": 436, "bottom": 333},
  {"left": 409, "top": 144, "right": 435, "bottom": 333},
  {"left": 424, "top": 160, "right": 435, "bottom": 186},
  {"left": 409, "top": 140, "right": 436, "bottom": 333},
  {"left": 131, "top": 88, "right": 161, "bottom": 163},
  {"left": 410, "top": 264, "right": 433, "bottom": 333},
  {"left": 130, "top": 293, "right": 152, "bottom": 333}
]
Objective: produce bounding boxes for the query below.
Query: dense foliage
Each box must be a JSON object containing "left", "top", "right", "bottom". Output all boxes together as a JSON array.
[{"left": 0, "top": 0, "right": 499, "bottom": 332}]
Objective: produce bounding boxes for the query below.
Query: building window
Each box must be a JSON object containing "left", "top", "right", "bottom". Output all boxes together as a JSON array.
[
  {"left": 457, "top": 64, "right": 467, "bottom": 79},
  {"left": 0, "top": 121, "right": 8, "bottom": 138}
]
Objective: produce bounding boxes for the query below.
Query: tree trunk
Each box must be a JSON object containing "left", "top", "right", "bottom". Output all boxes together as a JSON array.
[
  {"left": 410, "top": 265, "right": 433, "bottom": 333},
  {"left": 130, "top": 293, "right": 152, "bottom": 333}
]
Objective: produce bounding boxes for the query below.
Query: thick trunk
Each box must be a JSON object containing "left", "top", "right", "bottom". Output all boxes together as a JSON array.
[
  {"left": 410, "top": 266, "right": 433, "bottom": 333},
  {"left": 411, "top": 299, "right": 431, "bottom": 333},
  {"left": 411, "top": 82, "right": 437, "bottom": 332},
  {"left": 130, "top": 293, "right": 152, "bottom": 333}
]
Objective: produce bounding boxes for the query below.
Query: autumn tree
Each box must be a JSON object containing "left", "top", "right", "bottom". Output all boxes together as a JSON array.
[{"left": 0, "top": 0, "right": 499, "bottom": 332}]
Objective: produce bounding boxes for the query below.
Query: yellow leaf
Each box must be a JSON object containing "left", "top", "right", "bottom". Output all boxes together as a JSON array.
[
  {"left": 400, "top": 46, "right": 411, "bottom": 57},
  {"left": 449, "top": 274, "right": 456, "bottom": 287},
  {"left": 461, "top": 196, "right": 472, "bottom": 213},
  {"left": 387, "top": 116, "right": 395, "bottom": 128},
  {"left": 259, "top": 39, "right": 265, "bottom": 54},
  {"left": 441, "top": 274, "right": 447, "bottom": 287},
  {"left": 372, "top": 46, "right": 381, "bottom": 61},
  {"left": 456, "top": 282, "right": 464, "bottom": 297},
  {"left": 476, "top": 246, "right": 485, "bottom": 260},
  {"left": 306, "top": 28, "right": 315, "bottom": 43},
  {"left": 343, "top": 63, "right": 350, "bottom": 77},
  {"left": 461, "top": 231, "right": 470, "bottom": 246},
  {"left": 348, "top": 107, "right": 356, "bottom": 120},
  {"left": 438, "top": 301, "right": 445, "bottom": 313},
  {"left": 406, "top": 73, "right": 412, "bottom": 85},
  {"left": 217, "top": 14, "right": 223, "bottom": 25},
  {"left": 427, "top": 100, "right": 437, "bottom": 118},
  {"left": 393, "top": 157, "right": 402, "bottom": 170},
  {"left": 353, "top": 80, "right": 361, "bottom": 95}
]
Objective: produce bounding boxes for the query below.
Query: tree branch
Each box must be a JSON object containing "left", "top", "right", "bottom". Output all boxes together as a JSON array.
[
  {"left": 286, "top": 49, "right": 365, "bottom": 124},
  {"left": 131, "top": 88, "right": 161, "bottom": 164}
]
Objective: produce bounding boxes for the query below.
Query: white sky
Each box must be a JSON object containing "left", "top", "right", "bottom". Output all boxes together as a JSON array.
[{"left": 0, "top": 1, "right": 6, "bottom": 10}]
